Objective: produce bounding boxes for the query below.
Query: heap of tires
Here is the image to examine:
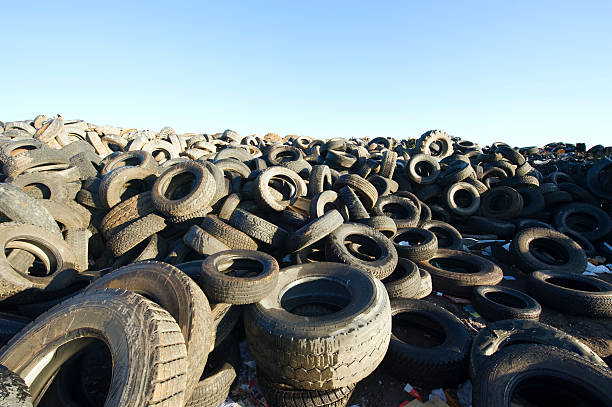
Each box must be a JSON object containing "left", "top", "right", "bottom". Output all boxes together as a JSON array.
[{"left": 0, "top": 116, "right": 610, "bottom": 406}]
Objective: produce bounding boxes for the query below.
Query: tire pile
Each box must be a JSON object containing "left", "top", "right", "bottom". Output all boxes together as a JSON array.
[{"left": 0, "top": 115, "right": 611, "bottom": 407}]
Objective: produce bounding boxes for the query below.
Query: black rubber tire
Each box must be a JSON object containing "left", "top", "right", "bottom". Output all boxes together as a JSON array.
[
  {"left": 444, "top": 181, "right": 480, "bottom": 217},
  {"left": 480, "top": 186, "right": 524, "bottom": 220},
  {"left": 2, "top": 147, "right": 69, "bottom": 178},
  {"left": 381, "top": 258, "right": 421, "bottom": 298},
  {"left": 358, "top": 215, "right": 397, "bottom": 238},
  {"left": 416, "top": 130, "right": 453, "bottom": 160},
  {"left": 472, "top": 285, "right": 541, "bottom": 321},
  {"left": 383, "top": 298, "right": 471, "bottom": 388},
  {"left": 245, "top": 262, "right": 391, "bottom": 390},
  {"left": 333, "top": 174, "right": 378, "bottom": 209},
  {"left": 472, "top": 345, "right": 612, "bottom": 407},
  {"left": 84, "top": 261, "right": 212, "bottom": 401},
  {"left": 0, "top": 289, "right": 188, "bottom": 406},
  {"left": 0, "top": 222, "right": 77, "bottom": 302},
  {"left": 98, "top": 166, "right": 156, "bottom": 209},
  {"left": 392, "top": 227, "right": 438, "bottom": 261},
  {"left": 107, "top": 213, "right": 167, "bottom": 257},
  {"left": 200, "top": 250, "right": 279, "bottom": 304},
  {"left": 7, "top": 172, "right": 71, "bottom": 202},
  {"left": 421, "top": 220, "right": 463, "bottom": 250},
  {"left": 337, "top": 186, "right": 370, "bottom": 221},
  {"left": 258, "top": 370, "right": 355, "bottom": 407},
  {"left": 406, "top": 153, "right": 440, "bottom": 184},
  {"left": 516, "top": 186, "right": 545, "bottom": 217},
  {"left": 0, "top": 183, "right": 62, "bottom": 236},
  {"left": 38, "top": 199, "right": 91, "bottom": 232},
  {"left": 553, "top": 202, "right": 612, "bottom": 241},
  {"left": 373, "top": 195, "right": 420, "bottom": 228},
  {"left": 183, "top": 225, "right": 231, "bottom": 256},
  {"left": 200, "top": 214, "right": 258, "bottom": 251},
  {"left": 287, "top": 209, "right": 344, "bottom": 252},
  {"left": 414, "top": 269, "right": 433, "bottom": 299},
  {"left": 326, "top": 222, "right": 398, "bottom": 279},
  {"left": 152, "top": 161, "right": 216, "bottom": 217},
  {"left": 184, "top": 337, "right": 240, "bottom": 407},
  {"left": 469, "top": 319, "right": 607, "bottom": 380},
  {"left": 99, "top": 150, "right": 158, "bottom": 177},
  {"left": 586, "top": 158, "right": 612, "bottom": 200},
  {"left": 527, "top": 270, "right": 612, "bottom": 318},
  {"left": 228, "top": 208, "right": 289, "bottom": 248},
  {"left": 509, "top": 227, "right": 587, "bottom": 273},
  {"left": 416, "top": 249, "right": 503, "bottom": 297},
  {"left": 308, "top": 165, "right": 332, "bottom": 197},
  {"left": 99, "top": 191, "right": 156, "bottom": 239},
  {"left": 0, "top": 365, "right": 33, "bottom": 407},
  {"left": 254, "top": 166, "right": 307, "bottom": 212}
]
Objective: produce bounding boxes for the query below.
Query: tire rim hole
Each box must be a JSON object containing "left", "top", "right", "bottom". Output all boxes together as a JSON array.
[
  {"left": 164, "top": 172, "right": 196, "bottom": 200},
  {"left": 23, "top": 183, "right": 52, "bottom": 200},
  {"left": 344, "top": 235, "right": 382, "bottom": 262},
  {"left": 453, "top": 189, "right": 474, "bottom": 208},
  {"left": 382, "top": 203, "right": 410, "bottom": 219},
  {"left": 511, "top": 374, "right": 606, "bottom": 406},
  {"left": 415, "top": 161, "right": 433, "bottom": 177},
  {"left": 218, "top": 258, "right": 264, "bottom": 278},
  {"left": 392, "top": 312, "right": 445, "bottom": 348},
  {"left": 394, "top": 231, "right": 425, "bottom": 247},
  {"left": 381, "top": 264, "right": 409, "bottom": 283},
  {"left": 38, "top": 339, "right": 112, "bottom": 407},
  {"left": 483, "top": 291, "right": 528, "bottom": 308},
  {"left": 281, "top": 278, "right": 351, "bottom": 316},
  {"left": 6, "top": 239, "right": 58, "bottom": 277},
  {"left": 565, "top": 213, "right": 597, "bottom": 233},
  {"left": 546, "top": 277, "right": 599, "bottom": 292},
  {"left": 529, "top": 239, "right": 569, "bottom": 265},
  {"left": 430, "top": 258, "right": 477, "bottom": 274}
]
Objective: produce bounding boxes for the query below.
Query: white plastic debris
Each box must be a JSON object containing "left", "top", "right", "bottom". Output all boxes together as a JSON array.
[
  {"left": 502, "top": 243, "right": 510, "bottom": 251},
  {"left": 503, "top": 275, "right": 516, "bottom": 280},
  {"left": 429, "top": 388, "right": 447, "bottom": 402},
  {"left": 398, "top": 241, "right": 411, "bottom": 246},
  {"left": 584, "top": 262, "right": 611, "bottom": 274},
  {"left": 456, "top": 380, "right": 473, "bottom": 407}
]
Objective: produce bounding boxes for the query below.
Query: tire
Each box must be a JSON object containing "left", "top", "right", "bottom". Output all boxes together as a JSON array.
[
  {"left": 527, "top": 270, "right": 612, "bottom": 317},
  {"left": 381, "top": 258, "right": 421, "bottom": 298},
  {"left": 0, "top": 183, "right": 62, "bottom": 236},
  {"left": 383, "top": 298, "right": 471, "bottom": 388},
  {"left": 586, "top": 158, "right": 612, "bottom": 200},
  {"left": 107, "top": 213, "right": 167, "bottom": 257},
  {"left": 358, "top": 215, "right": 397, "bottom": 238},
  {"left": 0, "top": 365, "right": 33, "bottom": 407},
  {"left": 392, "top": 227, "right": 438, "bottom": 261},
  {"left": 406, "top": 153, "right": 440, "bottom": 184},
  {"left": 64, "top": 229, "right": 90, "bottom": 272},
  {"left": 444, "top": 182, "right": 480, "bottom": 217},
  {"left": 516, "top": 186, "right": 545, "bottom": 217},
  {"left": 228, "top": 208, "right": 289, "bottom": 248},
  {"left": 414, "top": 269, "right": 433, "bottom": 299},
  {"left": 472, "top": 285, "right": 541, "bottom": 321},
  {"left": 254, "top": 166, "right": 307, "bottom": 212},
  {"left": 0, "top": 223, "right": 77, "bottom": 302},
  {"left": 258, "top": 370, "right": 355, "bottom": 407},
  {"left": 0, "top": 289, "right": 188, "bottom": 406},
  {"left": 100, "top": 150, "right": 158, "bottom": 177},
  {"left": 152, "top": 161, "right": 216, "bottom": 217},
  {"left": 480, "top": 186, "right": 524, "bottom": 219},
  {"left": 472, "top": 345, "right": 612, "bottom": 407},
  {"left": 326, "top": 222, "right": 398, "bottom": 279},
  {"left": 185, "top": 337, "right": 240, "bottom": 407},
  {"left": 38, "top": 199, "right": 91, "bottom": 232},
  {"left": 373, "top": 195, "right": 420, "bottom": 228},
  {"left": 200, "top": 250, "right": 279, "bottom": 304},
  {"left": 245, "top": 262, "right": 391, "bottom": 390},
  {"left": 183, "top": 225, "right": 231, "bottom": 256},
  {"left": 7, "top": 172, "right": 71, "bottom": 202},
  {"left": 416, "top": 130, "right": 453, "bottom": 160},
  {"left": 333, "top": 174, "right": 378, "bottom": 209},
  {"left": 416, "top": 249, "right": 503, "bottom": 297},
  {"left": 85, "top": 261, "right": 212, "bottom": 401},
  {"left": 98, "top": 166, "right": 156, "bottom": 209},
  {"left": 509, "top": 227, "right": 587, "bottom": 273},
  {"left": 554, "top": 202, "right": 612, "bottom": 241},
  {"left": 0, "top": 313, "right": 29, "bottom": 347},
  {"left": 2, "top": 147, "right": 69, "bottom": 178},
  {"left": 287, "top": 209, "right": 344, "bottom": 253},
  {"left": 100, "top": 191, "right": 156, "bottom": 239},
  {"left": 469, "top": 319, "right": 607, "bottom": 379},
  {"left": 421, "top": 220, "right": 463, "bottom": 250},
  {"left": 337, "top": 186, "right": 370, "bottom": 221},
  {"left": 200, "top": 214, "right": 258, "bottom": 250}
]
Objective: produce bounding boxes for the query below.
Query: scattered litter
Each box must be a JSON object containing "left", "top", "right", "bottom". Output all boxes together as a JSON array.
[
  {"left": 404, "top": 383, "right": 423, "bottom": 400},
  {"left": 463, "top": 305, "right": 481, "bottom": 319},
  {"left": 435, "top": 291, "right": 443, "bottom": 296},
  {"left": 584, "top": 262, "right": 611, "bottom": 274},
  {"left": 502, "top": 275, "right": 516, "bottom": 280},
  {"left": 443, "top": 294, "right": 472, "bottom": 304},
  {"left": 429, "top": 388, "right": 447, "bottom": 402},
  {"left": 398, "top": 241, "right": 411, "bottom": 246}
]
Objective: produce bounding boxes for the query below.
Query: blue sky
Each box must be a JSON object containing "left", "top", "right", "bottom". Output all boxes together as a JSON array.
[{"left": 2, "top": 1, "right": 611, "bottom": 147}]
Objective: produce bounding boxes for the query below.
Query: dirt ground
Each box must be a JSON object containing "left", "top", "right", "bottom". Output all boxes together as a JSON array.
[{"left": 345, "top": 259, "right": 612, "bottom": 407}]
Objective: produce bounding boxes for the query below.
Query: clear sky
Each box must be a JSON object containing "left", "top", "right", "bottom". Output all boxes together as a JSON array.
[{"left": 2, "top": 1, "right": 611, "bottom": 147}]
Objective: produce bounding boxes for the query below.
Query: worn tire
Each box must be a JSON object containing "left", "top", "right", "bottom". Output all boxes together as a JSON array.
[
  {"left": 245, "top": 262, "right": 391, "bottom": 390},
  {"left": 472, "top": 285, "right": 541, "bottom": 321}
]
